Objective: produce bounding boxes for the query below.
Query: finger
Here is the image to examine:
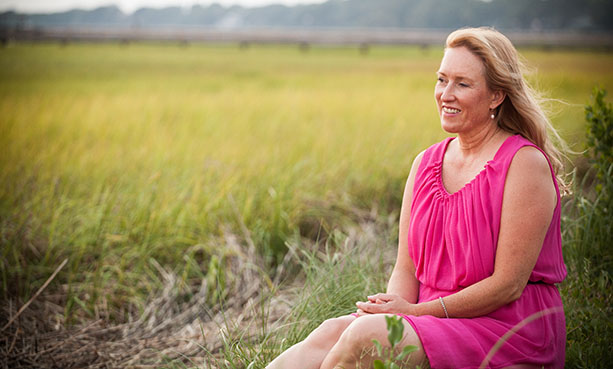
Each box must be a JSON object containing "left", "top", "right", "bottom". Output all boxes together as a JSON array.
[
  {"left": 357, "top": 301, "right": 386, "bottom": 314},
  {"left": 364, "top": 303, "right": 387, "bottom": 314},
  {"left": 368, "top": 294, "right": 386, "bottom": 302},
  {"left": 368, "top": 293, "right": 394, "bottom": 302}
]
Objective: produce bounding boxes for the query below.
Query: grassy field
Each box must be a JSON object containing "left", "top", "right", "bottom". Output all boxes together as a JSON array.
[{"left": 1, "top": 42, "right": 612, "bottom": 367}]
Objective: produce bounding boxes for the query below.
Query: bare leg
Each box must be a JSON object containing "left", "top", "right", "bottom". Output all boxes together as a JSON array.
[
  {"left": 320, "top": 314, "right": 428, "bottom": 369},
  {"left": 266, "top": 315, "right": 356, "bottom": 369}
]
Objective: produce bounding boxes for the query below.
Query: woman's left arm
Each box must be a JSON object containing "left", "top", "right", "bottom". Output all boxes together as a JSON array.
[{"left": 357, "top": 146, "right": 557, "bottom": 318}]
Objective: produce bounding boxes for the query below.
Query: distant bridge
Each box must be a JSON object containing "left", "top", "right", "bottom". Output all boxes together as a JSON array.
[{"left": 2, "top": 27, "right": 612, "bottom": 49}]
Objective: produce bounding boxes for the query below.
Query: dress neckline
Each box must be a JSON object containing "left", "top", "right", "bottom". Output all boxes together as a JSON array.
[{"left": 437, "top": 134, "right": 517, "bottom": 197}]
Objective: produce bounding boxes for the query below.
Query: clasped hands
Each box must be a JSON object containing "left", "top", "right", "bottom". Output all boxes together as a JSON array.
[{"left": 355, "top": 293, "right": 415, "bottom": 317}]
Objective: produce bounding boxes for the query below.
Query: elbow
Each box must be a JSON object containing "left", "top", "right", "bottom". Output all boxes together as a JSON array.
[
  {"left": 492, "top": 272, "right": 528, "bottom": 304},
  {"left": 506, "top": 282, "right": 526, "bottom": 303},
  {"left": 508, "top": 291, "right": 522, "bottom": 303}
]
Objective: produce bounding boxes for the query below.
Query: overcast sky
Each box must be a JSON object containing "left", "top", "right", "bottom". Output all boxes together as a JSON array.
[{"left": 0, "top": 0, "right": 328, "bottom": 13}]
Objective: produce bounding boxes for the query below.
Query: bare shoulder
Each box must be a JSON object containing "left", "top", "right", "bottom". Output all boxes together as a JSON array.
[
  {"left": 403, "top": 150, "right": 424, "bottom": 188},
  {"left": 508, "top": 145, "right": 553, "bottom": 183},
  {"left": 405, "top": 150, "right": 426, "bottom": 184},
  {"left": 401, "top": 150, "right": 427, "bottom": 210},
  {"left": 506, "top": 145, "right": 556, "bottom": 208},
  {"left": 412, "top": 150, "right": 426, "bottom": 171}
]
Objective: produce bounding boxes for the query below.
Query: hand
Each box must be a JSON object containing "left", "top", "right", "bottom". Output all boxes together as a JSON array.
[{"left": 355, "top": 293, "right": 414, "bottom": 316}]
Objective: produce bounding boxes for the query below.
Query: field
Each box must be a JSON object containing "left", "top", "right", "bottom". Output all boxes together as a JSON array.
[{"left": 1, "top": 42, "right": 612, "bottom": 367}]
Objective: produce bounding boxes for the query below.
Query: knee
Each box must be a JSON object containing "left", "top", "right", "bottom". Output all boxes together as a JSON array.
[
  {"left": 334, "top": 315, "right": 427, "bottom": 365},
  {"left": 305, "top": 316, "right": 354, "bottom": 348},
  {"left": 333, "top": 316, "right": 379, "bottom": 358},
  {"left": 321, "top": 317, "right": 354, "bottom": 333}
]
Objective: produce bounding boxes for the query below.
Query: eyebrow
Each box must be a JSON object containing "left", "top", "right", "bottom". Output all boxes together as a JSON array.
[{"left": 436, "top": 71, "right": 477, "bottom": 83}]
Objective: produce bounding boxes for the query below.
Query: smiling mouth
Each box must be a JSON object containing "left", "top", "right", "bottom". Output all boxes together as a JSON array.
[{"left": 442, "top": 107, "right": 461, "bottom": 114}]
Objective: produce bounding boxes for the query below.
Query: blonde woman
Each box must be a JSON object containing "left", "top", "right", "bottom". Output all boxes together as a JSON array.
[{"left": 266, "top": 27, "right": 567, "bottom": 369}]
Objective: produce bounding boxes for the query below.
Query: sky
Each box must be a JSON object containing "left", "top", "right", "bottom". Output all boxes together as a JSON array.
[{"left": 0, "top": 0, "right": 328, "bottom": 14}]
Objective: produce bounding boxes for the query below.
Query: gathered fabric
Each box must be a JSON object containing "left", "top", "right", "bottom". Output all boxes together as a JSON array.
[{"left": 401, "top": 134, "right": 567, "bottom": 369}]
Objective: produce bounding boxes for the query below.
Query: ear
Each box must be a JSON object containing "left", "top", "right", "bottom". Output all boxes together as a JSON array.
[{"left": 489, "top": 90, "right": 506, "bottom": 110}]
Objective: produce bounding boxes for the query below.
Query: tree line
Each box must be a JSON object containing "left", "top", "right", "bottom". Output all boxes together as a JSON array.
[{"left": 1, "top": 0, "right": 612, "bottom": 31}]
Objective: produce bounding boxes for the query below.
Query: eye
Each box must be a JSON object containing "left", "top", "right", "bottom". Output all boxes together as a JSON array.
[
  {"left": 437, "top": 77, "right": 446, "bottom": 83},
  {"left": 459, "top": 82, "right": 470, "bottom": 87}
]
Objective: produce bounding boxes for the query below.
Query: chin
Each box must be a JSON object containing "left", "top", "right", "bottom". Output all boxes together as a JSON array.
[{"left": 440, "top": 120, "right": 461, "bottom": 134}]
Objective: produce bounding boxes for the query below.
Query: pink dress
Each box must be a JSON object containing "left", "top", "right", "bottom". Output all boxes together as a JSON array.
[{"left": 401, "top": 135, "right": 567, "bottom": 368}]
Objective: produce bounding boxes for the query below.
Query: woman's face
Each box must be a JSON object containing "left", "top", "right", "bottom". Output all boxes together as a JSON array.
[{"left": 435, "top": 46, "right": 500, "bottom": 135}]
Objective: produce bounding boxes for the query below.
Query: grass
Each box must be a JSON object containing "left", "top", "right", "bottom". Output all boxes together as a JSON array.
[
  {"left": 202, "top": 164, "right": 613, "bottom": 369},
  {"left": 208, "top": 223, "right": 393, "bottom": 368},
  {"left": 0, "top": 44, "right": 445, "bottom": 317},
  {"left": 0, "top": 42, "right": 612, "bottom": 367}
]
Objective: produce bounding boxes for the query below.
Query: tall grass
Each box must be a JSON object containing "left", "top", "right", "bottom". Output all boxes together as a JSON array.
[
  {"left": 0, "top": 43, "right": 435, "bottom": 319},
  {"left": 560, "top": 87, "right": 612, "bottom": 368},
  {"left": 0, "top": 43, "right": 611, "bottom": 326},
  {"left": 201, "top": 220, "right": 393, "bottom": 369},
  {"left": 200, "top": 91, "right": 613, "bottom": 368}
]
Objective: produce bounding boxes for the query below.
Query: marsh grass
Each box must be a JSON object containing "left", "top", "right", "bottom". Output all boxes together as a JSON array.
[
  {"left": 1, "top": 43, "right": 612, "bottom": 367},
  {"left": 199, "top": 219, "right": 393, "bottom": 369},
  {"left": 200, "top": 90, "right": 613, "bottom": 369},
  {"left": 559, "top": 88, "right": 613, "bottom": 368},
  {"left": 200, "top": 167, "right": 613, "bottom": 369},
  {"left": 1, "top": 43, "right": 441, "bottom": 320}
]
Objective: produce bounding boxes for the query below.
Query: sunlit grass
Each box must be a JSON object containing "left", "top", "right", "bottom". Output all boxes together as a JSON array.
[{"left": 1, "top": 43, "right": 612, "bottom": 321}]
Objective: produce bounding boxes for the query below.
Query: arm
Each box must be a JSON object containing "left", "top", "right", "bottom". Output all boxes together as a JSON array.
[
  {"left": 385, "top": 151, "right": 424, "bottom": 304},
  {"left": 358, "top": 146, "right": 557, "bottom": 318},
  {"left": 355, "top": 151, "right": 423, "bottom": 316}
]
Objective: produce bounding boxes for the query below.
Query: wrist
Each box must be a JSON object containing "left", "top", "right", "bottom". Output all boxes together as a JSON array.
[
  {"left": 408, "top": 299, "right": 438, "bottom": 317},
  {"left": 402, "top": 301, "right": 418, "bottom": 316},
  {"left": 439, "top": 296, "right": 450, "bottom": 318}
]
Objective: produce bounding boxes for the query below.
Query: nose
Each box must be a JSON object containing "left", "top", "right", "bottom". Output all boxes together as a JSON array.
[{"left": 440, "top": 83, "right": 455, "bottom": 102}]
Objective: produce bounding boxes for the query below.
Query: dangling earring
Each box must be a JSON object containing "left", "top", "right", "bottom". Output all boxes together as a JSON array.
[{"left": 490, "top": 110, "right": 495, "bottom": 119}]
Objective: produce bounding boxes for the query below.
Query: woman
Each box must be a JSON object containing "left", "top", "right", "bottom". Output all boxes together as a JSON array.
[{"left": 266, "top": 27, "right": 567, "bottom": 369}]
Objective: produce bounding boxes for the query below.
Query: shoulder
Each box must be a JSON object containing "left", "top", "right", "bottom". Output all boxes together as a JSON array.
[
  {"left": 402, "top": 149, "right": 427, "bottom": 197},
  {"left": 505, "top": 145, "right": 557, "bottom": 209},
  {"left": 412, "top": 149, "right": 426, "bottom": 171},
  {"left": 404, "top": 150, "right": 425, "bottom": 188},
  {"left": 408, "top": 136, "right": 454, "bottom": 184},
  {"left": 418, "top": 137, "right": 452, "bottom": 166},
  {"left": 508, "top": 145, "right": 552, "bottom": 179}
]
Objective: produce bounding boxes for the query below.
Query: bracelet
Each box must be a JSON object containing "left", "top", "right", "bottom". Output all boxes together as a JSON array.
[{"left": 439, "top": 296, "right": 450, "bottom": 319}]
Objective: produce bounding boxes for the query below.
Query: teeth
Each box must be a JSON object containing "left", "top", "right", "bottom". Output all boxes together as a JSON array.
[{"left": 443, "top": 107, "right": 461, "bottom": 114}]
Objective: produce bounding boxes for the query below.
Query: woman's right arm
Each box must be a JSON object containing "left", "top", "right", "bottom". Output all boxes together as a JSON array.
[{"left": 385, "top": 151, "right": 424, "bottom": 304}]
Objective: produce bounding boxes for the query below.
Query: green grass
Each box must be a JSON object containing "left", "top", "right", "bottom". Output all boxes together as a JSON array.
[
  {"left": 207, "top": 227, "right": 392, "bottom": 368},
  {"left": 203, "top": 164, "right": 613, "bottom": 369},
  {"left": 1, "top": 42, "right": 612, "bottom": 328}
]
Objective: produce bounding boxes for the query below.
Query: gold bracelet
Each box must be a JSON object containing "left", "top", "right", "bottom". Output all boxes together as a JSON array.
[{"left": 439, "top": 296, "right": 450, "bottom": 318}]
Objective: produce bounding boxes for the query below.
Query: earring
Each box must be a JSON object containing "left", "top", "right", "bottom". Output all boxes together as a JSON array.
[{"left": 491, "top": 113, "right": 495, "bottom": 119}]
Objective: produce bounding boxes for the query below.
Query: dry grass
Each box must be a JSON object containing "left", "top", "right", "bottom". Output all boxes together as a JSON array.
[
  {"left": 1, "top": 232, "right": 284, "bottom": 368},
  {"left": 1, "top": 43, "right": 611, "bottom": 368},
  {"left": 1, "top": 212, "right": 395, "bottom": 368}
]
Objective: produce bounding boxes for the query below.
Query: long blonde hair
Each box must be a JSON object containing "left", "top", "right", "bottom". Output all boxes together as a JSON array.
[{"left": 446, "top": 27, "right": 568, "bottom": 187}]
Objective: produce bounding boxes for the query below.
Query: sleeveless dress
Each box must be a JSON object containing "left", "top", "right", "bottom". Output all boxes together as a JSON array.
[{"left": 401, "top": 134, "right": 567, "bottom": 369}]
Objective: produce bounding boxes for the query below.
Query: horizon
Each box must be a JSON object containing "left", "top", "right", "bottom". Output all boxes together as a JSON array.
[{"left": 0, "top": 0, "right": 327, "bottom": 14}]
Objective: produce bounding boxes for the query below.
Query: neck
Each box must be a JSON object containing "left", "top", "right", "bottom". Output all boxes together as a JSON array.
[{"left": 456, "top": 124, "right": 504, "bottom": 156}]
